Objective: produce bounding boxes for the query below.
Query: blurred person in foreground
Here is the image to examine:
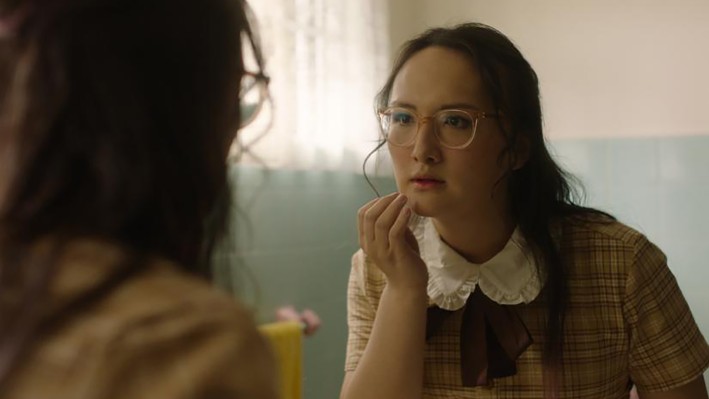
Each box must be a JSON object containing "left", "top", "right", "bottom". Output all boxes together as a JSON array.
[{"left": 0, "top": 0, "right": 277, "bottom": 397}]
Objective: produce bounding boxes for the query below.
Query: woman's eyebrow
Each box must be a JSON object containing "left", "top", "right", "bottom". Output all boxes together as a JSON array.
[
  {"left": 387, "top": 101, "right": 483, "bottom": 111},
  {"left": 388, "top": 101, "right": 416, "bottom": 109},
  {"left": 438, "top": 102, "right": 481, "bottom": 111}
]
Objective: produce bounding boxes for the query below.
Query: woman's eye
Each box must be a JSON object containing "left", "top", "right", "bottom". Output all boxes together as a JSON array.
[
  {"left": 443, "top": 115, "right": 472, "bottom": 129},
  {"left": 392, "top": 112, "right": 414, "bottom": 125}
]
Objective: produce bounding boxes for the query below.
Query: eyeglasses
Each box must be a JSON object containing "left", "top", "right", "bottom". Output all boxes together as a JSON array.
[
  {"left": 239, "top": 71, "right": 270, "bottom": 128},
  {"left": 378, "top": 107, "right": 500, "bottom": 149}
]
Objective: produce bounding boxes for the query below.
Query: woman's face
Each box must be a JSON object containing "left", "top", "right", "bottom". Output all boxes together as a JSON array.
[{"left": 387, "top": 46, "right": 513, "bottom": 221}]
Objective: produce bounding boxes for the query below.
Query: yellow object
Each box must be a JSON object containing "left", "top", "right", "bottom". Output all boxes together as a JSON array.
[{"left": 259, "top": 321, "right": 303, "bottom": 399}]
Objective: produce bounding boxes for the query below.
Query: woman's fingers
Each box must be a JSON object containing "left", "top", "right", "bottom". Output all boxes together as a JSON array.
[
  {"left": 357, "top": 193, "right": 406, "bottom": 252},
  {"left": 358, "top": 194, "right": 395, "bottom": 249},
  {"left": 357, "top": 197, "right": 380, "bottom": 250},
  {"left": 389, "top": 200, "right": 411, "bottom": 245},
  {"left": 361, "top": 193, "right": 397, "bottom": 242},
  {"left": 357, "top": 194, "right": 427, "bottom": 291},
  {"left": 375, "top": 194, "right": 408, "bottom": 243}
]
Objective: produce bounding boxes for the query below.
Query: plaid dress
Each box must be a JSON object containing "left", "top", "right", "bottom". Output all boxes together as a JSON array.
[{"left": 345, "top": 218, "right": 709, "bottom": 398}]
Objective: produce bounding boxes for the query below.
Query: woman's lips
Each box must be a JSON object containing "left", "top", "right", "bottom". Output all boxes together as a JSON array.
[{"left": 410, "top": 178, "right": 445, "bottom": 189}]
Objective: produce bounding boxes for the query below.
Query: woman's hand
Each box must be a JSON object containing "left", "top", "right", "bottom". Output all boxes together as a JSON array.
[{"left": 357, "top": 193, "right": 428, "bottom": 293}]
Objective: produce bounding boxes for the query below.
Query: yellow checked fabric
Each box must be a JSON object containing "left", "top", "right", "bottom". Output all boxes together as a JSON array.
[
  {"left": 345, "top": 218, "right": 709, "bottom": 399},
  {"left": 3, "top": 239, "right": 278, "bottom": 399}
]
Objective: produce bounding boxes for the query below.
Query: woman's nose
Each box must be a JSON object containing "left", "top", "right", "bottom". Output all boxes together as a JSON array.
[{"left": 411, "top": 118, "right": 442, "bottom": 164}]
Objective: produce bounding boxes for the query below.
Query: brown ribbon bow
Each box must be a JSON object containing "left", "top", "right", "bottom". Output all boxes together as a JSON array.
[{"left": 426, "top": 289, "right": 533, "bottom": 387}]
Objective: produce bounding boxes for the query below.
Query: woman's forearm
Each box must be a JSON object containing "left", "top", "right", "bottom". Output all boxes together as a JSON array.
[{"left": 341, "top": 286, "right": 428, "bottom": 399}]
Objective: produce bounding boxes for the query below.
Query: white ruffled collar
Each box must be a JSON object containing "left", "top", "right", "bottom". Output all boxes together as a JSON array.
[{"left": 411, "top": 215, "right": 542, "bottom": 311}]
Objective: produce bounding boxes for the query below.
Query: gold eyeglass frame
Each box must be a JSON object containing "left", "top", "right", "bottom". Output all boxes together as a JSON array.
[
  {"left": 239, "top": 71, "right": 270, "bottom": 128},
  {"left": 378, "top": 106, "right": 501, "bottom": 150}
]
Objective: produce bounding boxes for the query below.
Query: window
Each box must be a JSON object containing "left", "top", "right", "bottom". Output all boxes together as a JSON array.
[{"left": 234, "top": 0, "right": 390, "bottom": 172}]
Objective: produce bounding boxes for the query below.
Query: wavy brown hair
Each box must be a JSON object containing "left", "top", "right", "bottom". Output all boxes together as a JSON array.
[{"left": 0, "top": 0, "right": 263, "bottom": 383}]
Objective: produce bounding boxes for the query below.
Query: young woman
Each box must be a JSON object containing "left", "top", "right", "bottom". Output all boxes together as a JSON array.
[
  {"left": 0, "top": 0, "right": 276, "bottom": 397},
  {"left": 341, "top": 23, "right": 709, "bottom": 399}
]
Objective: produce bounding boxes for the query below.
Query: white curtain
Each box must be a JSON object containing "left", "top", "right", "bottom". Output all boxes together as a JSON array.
[{"left": 234, "top": 0, "right": 390, "bottom": 172}]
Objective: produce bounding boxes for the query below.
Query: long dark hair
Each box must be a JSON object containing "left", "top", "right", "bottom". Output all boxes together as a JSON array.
[
  {"left": 371, "top": 23, "right": 612, "bottom": 395},
  {"left": 0, "top": 0, "right": 262, "bottom": 383}
]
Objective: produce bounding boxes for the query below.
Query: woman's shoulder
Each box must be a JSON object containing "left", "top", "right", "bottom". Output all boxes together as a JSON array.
[
  {"left": 102, "top": 260, "right": 277, "bottom": 397},
  {"left": 52, "top": 238, "right": 258, "bottom": 332},
  {"left": 51, "top": 237, "right": 268, "bottom": 355},
  {"left": 557, "top": 213, "right": 670, "bottom": 281},
  {"left": 116, "top": 260, "right": 255, "bottom": 330},
  {"left": 562, "top": 213, "right": 658, "bottom": 255},
  {"left": 11, "top": 238, "right": 278, "bottom": 399}
]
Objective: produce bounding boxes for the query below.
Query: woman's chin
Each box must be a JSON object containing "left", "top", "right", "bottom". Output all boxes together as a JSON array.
[
  {"left": 408, "top": 200, "right": 440, "bottom": 218},
  {"left": 403, "top": 189, "right": 450, "bottom": 218}
]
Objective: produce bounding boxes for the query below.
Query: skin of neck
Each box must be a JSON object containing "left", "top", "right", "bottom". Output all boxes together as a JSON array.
[{"left": 429, "top": 184, "right": 516, "bottom": 264}]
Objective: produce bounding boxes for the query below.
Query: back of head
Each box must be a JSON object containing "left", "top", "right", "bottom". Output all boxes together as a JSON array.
[
  {"left": 0, "top": 0, "right": 254, "bottom": 268},
  {"left": 0, "top": 0, "right": 261, "bottom": 382}
]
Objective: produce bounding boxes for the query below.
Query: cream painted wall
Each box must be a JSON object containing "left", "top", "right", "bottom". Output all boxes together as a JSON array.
[{"left": 387, "top": 0, "right": 709, "bottom": 139}]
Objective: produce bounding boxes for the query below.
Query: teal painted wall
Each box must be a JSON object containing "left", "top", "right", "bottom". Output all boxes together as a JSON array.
[
  {"left": 550, "top": 135, "right": 709, "bottom": 327},
  {"left": 216, "top": 134, "right": 709, "bottom": 398},
  {"left": 214, "top": 167, "right": 396, "bottom": 399}
]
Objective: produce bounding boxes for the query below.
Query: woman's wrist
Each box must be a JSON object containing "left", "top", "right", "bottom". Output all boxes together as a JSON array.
[{"left": 382, "top": 284, "right": 428, "bottom": 307}]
